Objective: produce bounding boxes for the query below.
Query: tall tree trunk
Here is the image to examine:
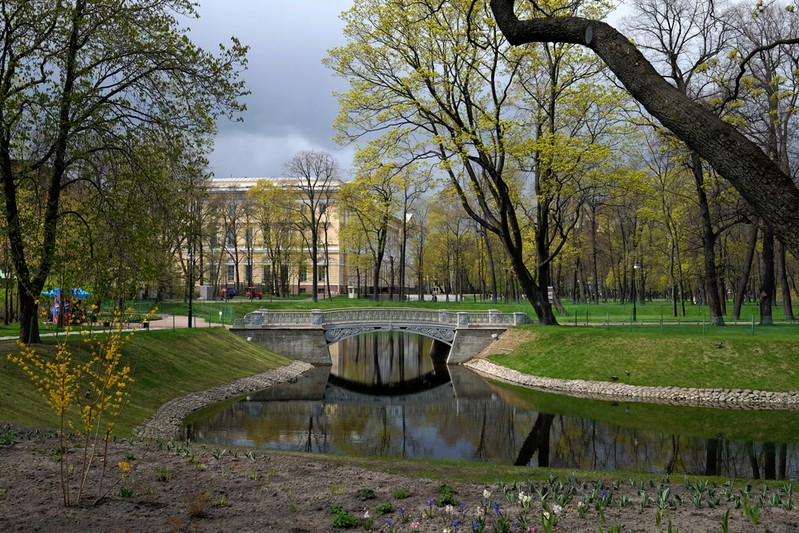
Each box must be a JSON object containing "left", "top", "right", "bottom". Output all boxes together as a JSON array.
[
  {"left": 747, "top": 442, "right": 761, "bottom": 479},
  {"left": 760, "top": 227, "right": 775, "bottom": 325},
  {"left": 718, "top": 239, "right": 728, "bottom": 315},
  {"left": 513, "top": 254, "right": 556, "bottom": 323},
  {"left": 18, "top": 288, "right": 39, "bottom": 345},
  {"left": 399, "top": 214, "right": 408, "bottom": 301},
  {"left": 733, "top": 221, "right": 758, "bottom": 321},
  {"left": 777, "top": 242, "right": 795, "bottom": 320},
  {"left": 779, "top": 443, "right": 787, "bottom": 480},
  {"left": 320, "top": 223, "right": 331, "bottom": 299},
  {"left": 590, "top": 205, "right": 600, "bottom": 304},
  {"left": 416, "top": 226, "right": 425, "bottom": 301},
  {"left": 571, "top": 262, "right": 580, "bottom": 304},
  {"left": 764, "top": 442, "right": 776, "bottom": 480},
  {"left": 373, "top": 261, "right": 381, "bottom": 302},
  {"left": 691, "top": 153, "right": 724, "bottom": 325},
  {"left": 514, "top": 413, "right": 555, "bottom": 466},
  {"left": 669, "top": 236, "right": 678, "bottom": 317},
  {"left": 311, "top": 235, "right": 319, "bottom": 303},
  {"left": 484, "top": 228, "right": 498, "bottom": 304},
  {"left": 705, "top": 438, "right": 720, "bottom": 477}
]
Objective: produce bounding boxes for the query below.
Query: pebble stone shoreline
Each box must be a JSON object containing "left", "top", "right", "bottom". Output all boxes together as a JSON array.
[
  {"left": 135, "top": 360, "right": 313, "bottom": 440},
  {"left": 135, "top": 357, "right": 799, "bottom": 440},
  {"left": 465, "top": 358, "right": 799, "bottom": 411}
]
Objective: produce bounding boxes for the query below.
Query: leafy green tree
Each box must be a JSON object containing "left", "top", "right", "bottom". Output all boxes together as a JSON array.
[
  {"left": 81, "top": 136, "right": 204, "bottom": 306},
  {"left": 396, "top": 165, "right": 432, "bottom": 300},
  {"left": 426, "top": 188, "right": 474, "bottom": 301},
  {"left": 200, "top": 195, "right": 228, "bottom": 298},
  {"left": 328, "top": 0, "right": 573, "bottom": 323},
  {"left": 220, "top": 190, "right": 251, "bottom": 292},
  {"left": 338, "top": 159, "right": 401, "bottom": 301},
  {"left": 510, "top": 0, "right": 623, "bottom": 313},
  {"left": 406, "top": 198, "right": 432, "bottom": 300},
  {"left": 0, "top": 0, "right": 247, "bottom": 342},
  {"left": 636, "top": 135, "right": 694, "bottom": 317},
  {"left": 339, "top": 209, "right": 375, "bottom": 298},
  {"left": 247, "top": 181, "right": 296, "bottom": 297}
]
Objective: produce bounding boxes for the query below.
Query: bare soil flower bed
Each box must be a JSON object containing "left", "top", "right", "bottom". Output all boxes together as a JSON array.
[{"left": 1, "top": 425, "right": 797, "bottom": 532}]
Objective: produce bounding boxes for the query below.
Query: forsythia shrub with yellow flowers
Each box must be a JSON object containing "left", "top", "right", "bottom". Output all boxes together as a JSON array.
[{"left": 7, "top": 307, "right": 150, "bottom": 506}]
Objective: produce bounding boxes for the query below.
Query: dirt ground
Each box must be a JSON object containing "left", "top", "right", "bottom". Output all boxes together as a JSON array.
[{"left": 1, "top": 425, "right": 797, "bottom": 532}]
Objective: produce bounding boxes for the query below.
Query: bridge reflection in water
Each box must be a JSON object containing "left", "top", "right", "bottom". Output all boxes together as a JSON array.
[{"left": 185, "top": 332, "right": 799, "bottom": 480}]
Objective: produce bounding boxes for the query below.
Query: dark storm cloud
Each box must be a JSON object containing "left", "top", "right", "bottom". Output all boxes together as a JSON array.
[{"left": 189, "top": 0, "right": 355, "bottom": 178}]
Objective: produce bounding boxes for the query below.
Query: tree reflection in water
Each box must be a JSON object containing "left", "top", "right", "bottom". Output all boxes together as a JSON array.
[{"left": 185, "top": 332, "right": 799, "bottom": 480}]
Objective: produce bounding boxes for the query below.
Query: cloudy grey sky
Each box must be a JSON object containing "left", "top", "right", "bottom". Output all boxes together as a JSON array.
[
  {"left": 188, "top": 1, "right": 629, "bottom": 182},
  {"left": 189, "top": 1, "right": 356, "bottom": 180}
]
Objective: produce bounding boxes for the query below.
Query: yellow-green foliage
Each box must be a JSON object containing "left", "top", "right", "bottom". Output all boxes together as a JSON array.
[
  {"left": 9, "top": 322, "right": 135, "bottom": 439},
  {"left": 7, "top": 313, "right": 141, "bottom": 506},
  {"left": 8, "top": 342, "right": 82, "bottom": 423}
]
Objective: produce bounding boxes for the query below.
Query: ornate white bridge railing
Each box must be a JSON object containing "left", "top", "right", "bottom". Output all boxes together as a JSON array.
[{"left": 233, "top": 308, "right": 530, "bottom": 328}]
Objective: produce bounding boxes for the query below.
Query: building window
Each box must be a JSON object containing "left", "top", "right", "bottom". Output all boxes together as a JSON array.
[
  {"left": 317, "top": 265, "right": 326, "bottom": 282},
  {"left": 226, "top": 265, "right": 235, "bottom": 282},
  {"left": 298, "top": 263, "right": 307, "bottom": 282}
]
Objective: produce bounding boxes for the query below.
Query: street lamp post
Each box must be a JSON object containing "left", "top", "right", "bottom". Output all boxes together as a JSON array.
[
  {"left": 632, "top": 263, "right": 639, "bottom": 323},
  {"left": 188, "top": 250, "right": 194, "bottom": 328}
]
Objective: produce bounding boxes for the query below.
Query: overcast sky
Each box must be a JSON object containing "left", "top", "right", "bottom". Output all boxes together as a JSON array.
[
  {"left": 189, "top": 1, "right": 356, "bottom": 180},
  {"left": 188, "top": 1, "right": 628, "bottom": 182}
]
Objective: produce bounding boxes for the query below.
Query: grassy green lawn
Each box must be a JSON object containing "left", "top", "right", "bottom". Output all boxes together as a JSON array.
[
  {"left": 561, "top": 300, "right": 795, "bottom": 324},
  {"left": 0, "top": 328, "right": 291, "bottom": 436},
  {"left": 488, "top": 324, "right": 799, "bottom": 392}
]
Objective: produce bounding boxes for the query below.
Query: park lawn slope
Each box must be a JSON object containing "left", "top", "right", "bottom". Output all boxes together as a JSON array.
[
  {"left": 487, "top": 325, "right": 799, "bottom": 392},
  {"left": 0, "top": 328, "right": 291, "bottom": 436}
]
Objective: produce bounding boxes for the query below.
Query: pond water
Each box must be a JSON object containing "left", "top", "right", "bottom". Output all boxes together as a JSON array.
[{"left": 185, "top": 332, "right": 799, "bottom": 480}]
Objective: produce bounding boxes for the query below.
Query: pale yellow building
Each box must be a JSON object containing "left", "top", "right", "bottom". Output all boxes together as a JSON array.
[{"left": 200, "top": 176, "right": 349, "bottom": 299}]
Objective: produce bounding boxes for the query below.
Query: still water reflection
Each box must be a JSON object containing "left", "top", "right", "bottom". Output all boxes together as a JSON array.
[{"left": 186, "top": 332, "right": 799, "bottom": 480}]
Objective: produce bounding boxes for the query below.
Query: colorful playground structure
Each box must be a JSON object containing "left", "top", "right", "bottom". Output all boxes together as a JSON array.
[{"left": 41, "top": 287, "right": 91, "bottom": 325}]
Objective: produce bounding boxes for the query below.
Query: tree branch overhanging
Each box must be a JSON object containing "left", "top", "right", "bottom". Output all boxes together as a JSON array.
[{"left": 489, "top": 0, "right": 799, "bottom": 257}]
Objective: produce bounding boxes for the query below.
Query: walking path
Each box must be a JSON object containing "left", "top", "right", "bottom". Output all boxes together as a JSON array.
[
  {"left": 0, "top": 314, "right": 223, "bottom": 342},
  {"left": 146, "top": 313, "right": 217, "bottom": 329}
]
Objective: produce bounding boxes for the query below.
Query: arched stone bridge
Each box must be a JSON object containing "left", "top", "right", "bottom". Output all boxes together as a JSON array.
[{"left": 231, "top": 307, "right": 530, "bottom": 365}]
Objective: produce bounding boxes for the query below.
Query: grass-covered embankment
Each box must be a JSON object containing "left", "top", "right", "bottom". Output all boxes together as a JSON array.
[
  {"left": 489, "top": 381, "right": 799, "bottom": 444},
  {"left": 0, "top": 328, "right": 291, "bottom": 436},
  {"left": 488, "top": 324, "right": 799, "bottom": 392}
]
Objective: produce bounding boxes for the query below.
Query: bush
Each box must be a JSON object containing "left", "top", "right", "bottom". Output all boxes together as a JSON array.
[
  {"left": 436, "top": 483, "right": 459, "bottom": 506},
  {"left": 355, "top": 488, "right": 376, "bottom": 501},
  {"left": 331, "top": 509, "right": 358, "bottom": 528}
]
